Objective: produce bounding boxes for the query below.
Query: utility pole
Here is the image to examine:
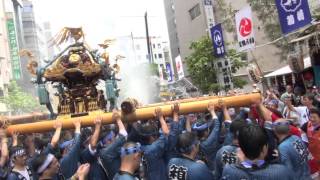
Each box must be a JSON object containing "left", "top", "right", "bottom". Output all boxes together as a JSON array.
[{"left": 144, "top": 11, "right": 153, "bottom": 63}]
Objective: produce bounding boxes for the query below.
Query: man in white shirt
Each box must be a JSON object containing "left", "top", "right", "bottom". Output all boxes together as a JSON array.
[
  {"left": 294, "top": 94, "right": 315, "bottom": 127},
  {"left": 7, "top": 146, "right": 33, "bottom": 180}
]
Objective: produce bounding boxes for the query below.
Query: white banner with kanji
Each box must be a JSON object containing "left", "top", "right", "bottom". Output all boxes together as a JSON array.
[
  {"left": 175, "top": 55, "right": 184, "bottom": 80},
  {"left": 235, "top": 6, "right": 255, "bottom": 52}
]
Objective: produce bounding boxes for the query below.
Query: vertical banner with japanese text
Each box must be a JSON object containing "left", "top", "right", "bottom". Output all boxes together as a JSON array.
[
  {"left": 175, "top": 55, "right": 184, "bottom": 80},
  {"left": 275, "top": 0, "right": 312, "bottom": 34},
  {"left": 166, "top": 62, "right": 173, "bottom": 82},
  {"left": 210, "top": 24, "right": 226, "bottom": 57},
  {"left": 235, "top": 6, "right": 255, "bottom": 52},
  {"left": 6, "top": 15, "right": 21, "bottom": 80}
]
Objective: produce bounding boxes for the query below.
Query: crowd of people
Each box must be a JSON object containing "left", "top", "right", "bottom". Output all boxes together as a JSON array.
[{"left": 0, "top": 84, "right": 319, "bottom": 180}]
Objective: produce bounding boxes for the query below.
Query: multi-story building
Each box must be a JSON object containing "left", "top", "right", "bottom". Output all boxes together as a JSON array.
[
  {"left": 10, "top": 0, "right": 24, "bottom": 49},
  {"left": 117, "top": 35, "right": 169, "bottom": 68},
  {"left": 22, "top": 0, "right": 48, "bottom": 64},
  {"left": 17, "top": 0, "right": 48, "bottom": 95},
  {"left": 163, "top": 0, "right": 180, "bottom": 78},
  {"left": 0, "top": 0, "right": 14, "bottom": 114},
  {"left": 164, "top": 0, "right": 210, "bottom": 78},
  {"left": 163, "top": 0, "right": 290, "bottom": 90},
  {"left": 43, "top": 21, "right": 55, "bottom": 60}
]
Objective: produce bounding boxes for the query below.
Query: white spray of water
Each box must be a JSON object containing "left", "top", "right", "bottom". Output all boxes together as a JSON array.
[{"left": 118, "top": 62, "right": 159, "bottom": 105}]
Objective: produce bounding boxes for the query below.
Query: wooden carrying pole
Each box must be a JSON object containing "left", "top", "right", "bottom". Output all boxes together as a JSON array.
[
  {"left": 6, "top": 93, "right": 261, "bottom": 135},
  {"left": 141, "top": 95, "right": 218, "bottom": 108},
  {"left": 0, "top": 112, "right": 49, "bottom": 124}
]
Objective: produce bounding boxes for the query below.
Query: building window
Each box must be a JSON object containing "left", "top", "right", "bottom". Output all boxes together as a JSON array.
[
  {"left": 153, "top": 44, "right": 156, "bottom": 49},
  {"left": 158, "top": 43, "right": 161, "bottom": 49},
  {"left": 23, "top": 5, "right": 33, "bottom": 12},
  {"left": 25, "top": 36, "right": 35, "bottom": 44},
  {"left": 154, "top": 54, "right": 157, "bottom": 59},
  {"left": 171, "top": 4, "right": 175, "bottom": 11},
  {"left": 189, "top": 4, "right": 201, "bottom": 20},
  {"left": 23, "top": 21, "right": 34, "bottom": 28},
  {"left": 224, "top": 77, "right": 230, "bottom": 83},
  {"left": 158, "top": 54, "right": 163, "bottom": 59},
  {"left": 224, "top": 60, "right": 229, "bottom": 66},
  {"left": 222, "top": 68, "right": 228, "bottom": 75},
  {"left": 231, "top": 67, "right": 236, "bottom": 73}
]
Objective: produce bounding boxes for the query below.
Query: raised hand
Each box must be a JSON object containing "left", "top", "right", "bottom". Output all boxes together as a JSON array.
[
  {"left": 207, "top": 102, "right": 215, "bottom": 112},
  {"left": 73, "top": 119, "right": 81, "bottom": 133},
  {"left": 94, "top": 116, "right": 102, "bottom": 127},
  {"left": 154, "top": 107, "right": 163, "bottom": 118},
  {"left": 112, "top": 109, "right": 121, "bottom": 122},
  {"left": 76, "top": 163, "right": 90, "bottom": 180},
  {"left": 53, "top": 120, "right": 62, "bottom": 129},
  {"left": 12, "top": 131, "right": 19, "bottom": 147}
]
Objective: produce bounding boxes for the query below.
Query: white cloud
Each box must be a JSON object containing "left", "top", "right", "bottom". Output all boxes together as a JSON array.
[{"left": 33, "top": 0, "right": 169, "bottom": 45}]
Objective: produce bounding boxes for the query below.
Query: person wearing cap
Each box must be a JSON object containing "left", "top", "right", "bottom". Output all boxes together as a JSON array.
[
  {"left": 168, "top": 131, "right": 214, "bottom": 180},
  {"left": 221, "top": 124, "right": 294, "bottom": 180},
  {"left": 273, "top": 119, "right": 311, "bottom": 179},
  {"left": 215, "top": 105, "right": 248, "bottom": 179},
  {"left": 99, "top": 110, "right": 128, "bottom": 179},
  {"left": 7, "top": 146, "right": 33, "bottom": 180},
  {"left": 113, "top": 142, "right": 142, "bottom": 180}
]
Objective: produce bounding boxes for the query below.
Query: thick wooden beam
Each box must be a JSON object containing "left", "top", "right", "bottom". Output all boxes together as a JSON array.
[{"left": 5, "top": 93, "right": 261, "bottom": 135}]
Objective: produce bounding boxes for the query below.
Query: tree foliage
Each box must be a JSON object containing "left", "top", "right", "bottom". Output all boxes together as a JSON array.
[
  {"left": 215, "top": 0, "right": 236, "bottom": 33},
  {"left": 0, "top": 81, "right": 45, "bottom": 114},
  {"left": 232, "top": 76, "right": 247, "bottom": 89},
  {"left": 186, "top": 36, "right": 246, "bottom": 93}
]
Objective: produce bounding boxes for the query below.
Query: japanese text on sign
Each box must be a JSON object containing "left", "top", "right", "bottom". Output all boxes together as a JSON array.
[{"left": 6, "top": 18, "right": 21, "bottom": 80}]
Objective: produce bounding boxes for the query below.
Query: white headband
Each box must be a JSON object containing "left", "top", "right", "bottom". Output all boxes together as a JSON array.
[
  {"left": 37, "top": 154, "right": 54, "bottom": 174},
  {"left": 12, "top": 149, "right": 26, "bottom": 157}
]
